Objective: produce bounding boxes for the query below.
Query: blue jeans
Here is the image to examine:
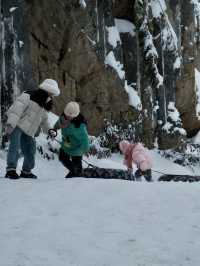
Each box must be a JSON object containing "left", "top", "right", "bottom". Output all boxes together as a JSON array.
[{"left": 6, "top": 127, "right": 36, "bottom": 173}]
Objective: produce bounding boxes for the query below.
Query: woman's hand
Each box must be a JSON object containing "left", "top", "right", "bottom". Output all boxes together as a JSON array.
[{"left": 5, "top": 124, "right": 14, "bottom": 137}]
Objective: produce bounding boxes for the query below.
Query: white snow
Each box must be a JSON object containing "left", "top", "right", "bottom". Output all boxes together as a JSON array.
[
  {"left": 191, "top": 0, "right": 200, "bottom": 28},
  {"left": 9, "top": 7, "right": 18, "bottom": 13},
  {"left": 173, "top": 56, "right": 181, "bottom": 70},
  {"left": 106, "top": 26, "right": 121, "bottom": 48},
  {"left": 115, "top": 19, "right": 136, "bottom": 37},
  {"left": 150, "top": 0, "right": 178, "bottom": 52},
  {"left": 168, "top": 101, "right": 181, "bottom": 122},
  {"left": 1, "top": 138, "right": 200, "bottom": 266},
  {"left": 1, "top": 113, "right": 200, "bottom": 266},
  {"left": 155, "top": 67, "right": 164, "bottom": 87},
  {"left": 162, "top": 18, "right": 178, "bottom": 51},
  {"left": 162, "top": 121, "right": 173, "bottom": 132},
  {"left": 19, "top": 41, "right": 24, "bottom": 48},
  {"left": 144, "top": 31, "right": 158, "bottom": 59},
  {"left": 162, "top": 102, "right": 186, "bottom": 135},
  {"left": 79, "top": 0, "right": 87, "bottom": 9},
  {"left": 195, "top": 68, "right": 200, "bottom": 119},
  {"left": 151, "top": 0, "right": 167, "bottom": 18},
  {"left": 193, "top": 130, "right": 200, "bottom": 143},
  {"left": 124, "top": 81, "right": 142, "bottom": 110},
  {"left": 105, "top": 51, "right": 125, "bottom": 80}
]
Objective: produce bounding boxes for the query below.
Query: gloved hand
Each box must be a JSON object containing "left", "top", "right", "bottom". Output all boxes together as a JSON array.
[
  {"left": 48, "top": 129, "right": 57, "bottom": 139},
  {"left": 84, "top": 152, "right": 90, "bottom": 158},
  {"left": 5, "top": 124, "right": 14, "bottom": 137}
]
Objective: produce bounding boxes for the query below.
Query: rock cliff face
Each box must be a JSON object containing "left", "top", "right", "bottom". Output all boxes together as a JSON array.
[
  {"left": 0, "top": 0, "right": 34, "bottom": 129},
  {"left": 24, "top": 0, "right": 129, "bottom": 135},
  {"left": 1, "top": 0, "right": 200, "bottom": 149},
  {"left": 176, "top": 0, "right": 200, "bottom": 137}
]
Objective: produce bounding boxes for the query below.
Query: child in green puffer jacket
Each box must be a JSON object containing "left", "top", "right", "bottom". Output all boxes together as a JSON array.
[{"left": 51, "top": 101, "right": 89, "bottom": 178}]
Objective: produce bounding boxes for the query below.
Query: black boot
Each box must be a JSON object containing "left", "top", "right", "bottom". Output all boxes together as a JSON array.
[
  {"left": 5, "top": 170, "right": 20, "bottom": 179},
  {"left": 65, "top": 171, "right": 74, "bottom": 178},
  {"left": 65, "top": 168, "right": 83, "bottom": 178},
  {"left": 20, "top": 171, "right": 37, "bottom": 179},
  {"left": 73, "top": 167, "right": 83, "bottom": 177},
  {"left": 144, "top": 169, "right": 153, "bottom": 182},
  {"left": 135, "top": 169, "right": 142, "bottom": 181}
]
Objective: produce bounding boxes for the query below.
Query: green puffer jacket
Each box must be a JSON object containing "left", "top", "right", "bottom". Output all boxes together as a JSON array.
[{"left": 55, "top": 113, "right": 89, "bottom": 156}]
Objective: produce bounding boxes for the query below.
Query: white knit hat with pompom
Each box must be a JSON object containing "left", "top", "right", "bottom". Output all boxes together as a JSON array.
[{"left": 39, "top": 79, "right": 60, "bottom": 96}]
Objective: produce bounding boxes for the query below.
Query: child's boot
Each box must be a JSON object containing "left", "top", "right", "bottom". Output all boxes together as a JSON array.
[
  {"left": 135, "top": 169, "right": 142, "bottom": 181},
  {"left": 144, "top": 169, "right": 152, "bottom": 182}
]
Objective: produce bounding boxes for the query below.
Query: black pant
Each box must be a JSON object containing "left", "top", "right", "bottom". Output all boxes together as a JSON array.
[{"left": 59, "top": 149, "right": 82, "bottom": 174}]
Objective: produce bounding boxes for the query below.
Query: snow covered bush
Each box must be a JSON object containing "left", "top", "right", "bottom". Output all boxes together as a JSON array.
[
  {"left": 88, "top": 136, "right": 111, "bottom": 159},
  {"left": 36, "top": 135, "right": 59, "bottom": 161},
  {"left": 96, "top": 119, "right": 142, "bottom": 153},
  {"left": 159, "top": 141, "right": 200, "bottom": 169},
  {"left": 36, "top": 133, "right": 111, "bottom": 160}
]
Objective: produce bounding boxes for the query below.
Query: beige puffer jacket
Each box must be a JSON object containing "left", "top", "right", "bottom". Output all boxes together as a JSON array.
[{"left": 7, "top": 92, "right": 50, "bottom": 137}]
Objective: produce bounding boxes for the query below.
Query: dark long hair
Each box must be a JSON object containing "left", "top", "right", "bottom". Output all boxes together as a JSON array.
[
  {"left": 71, "top": 113, "right": 87, "bottom": 128},
  {"left": 25, "top": 89, "right": 53, "bottom": 111}
]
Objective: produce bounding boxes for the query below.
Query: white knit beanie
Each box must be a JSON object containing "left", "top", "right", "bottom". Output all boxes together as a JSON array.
[
  {"left": 64, "top": 101, "right": 80, "bottom": 118},
  {"left": 39, "top": 79, "right": 60, "bottom": 96}
]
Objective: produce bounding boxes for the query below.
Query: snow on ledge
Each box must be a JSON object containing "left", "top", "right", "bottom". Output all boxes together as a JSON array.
[
  {"left": 106, "top": 26, "right": 121, "bottom": 48},
  {"left": 151, "top": 0, "right": 167, "bottom": 18},
  {"left": 173, "top": 57, "right": 181, "bottom": 70},
  {"left": 115, "top": 19, "right": 136, "bottom": 37},
  {"left": 105, "top": 51, "right": 125, "bottom": 80},
  {"left": 168, "top": 102, "right": 181, "bottom": 123},
  {"left": 125, "top": 81, "right": 142, "bottom": 110},
  {"left": 195, "top": 68, "right": 200, "bottom": 119},
  {"left": 79, "top": 0, "right": 86, "bottom": 9},
  {"left": 9, "top": 7, "right": 18, "bottom": 13}
]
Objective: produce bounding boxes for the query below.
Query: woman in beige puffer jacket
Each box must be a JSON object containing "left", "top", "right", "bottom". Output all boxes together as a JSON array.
[{"left": 5, "top": 79, "right": 60, "bottom": 179}]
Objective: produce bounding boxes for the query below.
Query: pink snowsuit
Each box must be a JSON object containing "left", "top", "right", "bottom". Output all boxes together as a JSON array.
[{"left": 119, "top": 140, "right": 152, "bottom": 171}]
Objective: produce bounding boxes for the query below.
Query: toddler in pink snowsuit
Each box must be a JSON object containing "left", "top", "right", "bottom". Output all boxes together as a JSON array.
[{"left": 119, "top": 140, "right": 152, "bottom": 181}]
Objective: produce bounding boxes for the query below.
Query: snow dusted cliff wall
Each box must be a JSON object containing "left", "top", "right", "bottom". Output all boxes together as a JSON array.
[
  {"left": 134, "top": 0, "right": 186, "bottom": 148},
  {"left": 1, "top": 0, "right": 200, "bottom": 149},
  {"left": 115, "top": 0, "right": 200, "bottom": 148},
  {"left": 176, "top": 0, "right": 200, "bottom": 137},
  {"left": 0, "top": 0, "right": 34, "bottom": 144},
  {"left": 24, "top": 0, "right": 129, "bottom": 136}
]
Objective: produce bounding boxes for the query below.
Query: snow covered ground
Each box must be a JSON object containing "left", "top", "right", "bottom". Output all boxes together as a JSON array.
[{"left": 1, "top": 143, "right": 200, "bottom": 266}]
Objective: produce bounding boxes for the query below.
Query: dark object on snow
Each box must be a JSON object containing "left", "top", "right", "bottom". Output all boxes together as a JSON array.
[
  {"left": 158, "top": 175, "right": 200, "bottom": 182},
  {"left": 78, "top": 159, "right": 152, "bottom": 181},
  {"left": 64, "top": 165, "right": 153, "bottom": 181},
  {"left": 82, "top": 166, "right": 134, "bottom": 181}
]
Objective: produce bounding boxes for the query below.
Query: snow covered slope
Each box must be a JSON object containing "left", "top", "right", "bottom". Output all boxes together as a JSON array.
[{"left": 1, "top": 146, "right": 200, "bottom": 266}]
